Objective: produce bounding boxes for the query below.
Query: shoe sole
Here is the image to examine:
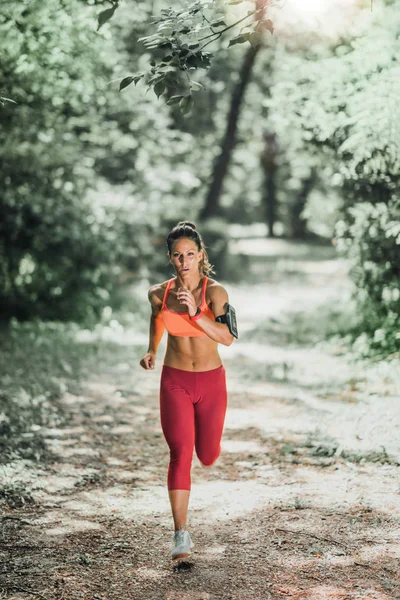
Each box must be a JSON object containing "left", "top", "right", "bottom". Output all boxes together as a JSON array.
[{"left": 172, "top": 551, "right": 192, "bottom": 560}]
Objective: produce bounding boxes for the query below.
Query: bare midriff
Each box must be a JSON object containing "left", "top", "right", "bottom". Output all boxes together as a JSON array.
[{"left": 164, "top": 335, "right": 223, "bottom": 372}]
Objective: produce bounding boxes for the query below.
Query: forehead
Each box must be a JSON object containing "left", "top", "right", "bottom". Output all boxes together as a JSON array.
[{"left": 170, "top": 237, "right": 199, "bottom": 253}]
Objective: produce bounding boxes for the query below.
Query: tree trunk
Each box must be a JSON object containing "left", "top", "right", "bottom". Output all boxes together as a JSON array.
[
  {"left": 290, "top": 172, "right": 315, "bottom": 239},
  {"left": 199, "top": 44, "right": 261, "bottom": 221},
  {"left": 261, "top": 131, "right": 278, "bottom": 237},
  {"left": 264, "top": 165, "right": 277, "bottom": 237}
]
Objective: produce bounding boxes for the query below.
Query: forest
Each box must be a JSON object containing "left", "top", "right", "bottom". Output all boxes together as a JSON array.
[
  {"left": 1, "top": 0, "right": 399, "bottom": 348},
  {"left": 1, "top": 1, "right": 399, "bottom": 599}
]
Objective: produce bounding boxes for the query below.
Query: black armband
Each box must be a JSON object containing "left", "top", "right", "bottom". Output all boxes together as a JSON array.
[{"left": 215, "top": 303, "right": 238, "bottom": 339}]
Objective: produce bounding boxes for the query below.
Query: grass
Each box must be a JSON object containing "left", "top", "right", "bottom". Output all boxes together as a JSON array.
[
  {"left": 241, "top": 298, "right": 363, "bottom": 349},
  {"left": 0, "top": 321, "right": 84, "bottom": 464},
  {"left": 0, "top": 311, "right": 146, "bottom": 507}
]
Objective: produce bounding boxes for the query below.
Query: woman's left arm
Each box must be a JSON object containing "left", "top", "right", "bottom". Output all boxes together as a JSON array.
[{"left": 194, "top": 284, "right": 235, "bottom": 346}]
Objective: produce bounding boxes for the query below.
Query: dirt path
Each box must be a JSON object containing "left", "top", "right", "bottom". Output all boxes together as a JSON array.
[{"left": 1, "top": 242, "right": 400, "bottom": 600}]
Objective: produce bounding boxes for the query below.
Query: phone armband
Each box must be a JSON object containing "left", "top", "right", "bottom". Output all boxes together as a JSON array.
[{"left": 215, "top": 303, "right": 238, "bottom": 339}]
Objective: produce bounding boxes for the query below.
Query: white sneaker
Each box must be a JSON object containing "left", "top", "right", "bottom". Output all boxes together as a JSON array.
[{"left": 171, "top": 528, "right": 194, "bottom": 560}]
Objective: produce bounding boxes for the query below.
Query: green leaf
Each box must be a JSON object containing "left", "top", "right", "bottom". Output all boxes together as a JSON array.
[
  {"left": 190, "top": 80, "right": 205, "bottom": 91},
  {"left": 147, "top": 74, "right": 165, "bottom": 86},
  {"left": 248, "top": 32, "right": 263, "bottom": 48},
  {"left": 180, "top": 95, "right": 193, "bottom": 116},
  {"left": 166, "top": 95, "right": 184, "bottom": 106},
  {"left": 159, "top": 41, "right": 173, "bottom": 49},
  {"left": 138, "top": 34, "right": 159, "bottom": 43},
  {"left": 228, "top": 33, "right": 250, "bottom": 47},
  {"left": 97, "top": 4, "right": 118, "bottom": 31},
  {"left": 119, "top": 76, "right": 134, "bottom": 91},
  {"left": 154, "top": 81, "right": 165, "bottom": 98},
  {"left": 211, "top": 19, "right": 227, "bottom": 28},
  {"left": 0, "top": 96, "right": 17, "bottom": 105},
  {"left": 159, "top": 65, "right": 178, "bottom": 73}
]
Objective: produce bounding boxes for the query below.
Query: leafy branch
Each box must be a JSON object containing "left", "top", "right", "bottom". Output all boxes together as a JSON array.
[{"left": 97, "top": 0, "right": 273, "bottom": 113}]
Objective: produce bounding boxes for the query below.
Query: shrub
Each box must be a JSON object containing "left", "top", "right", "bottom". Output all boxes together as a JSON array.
[{"left": 335, "top": 198, "right": 400, "bottom": 356}]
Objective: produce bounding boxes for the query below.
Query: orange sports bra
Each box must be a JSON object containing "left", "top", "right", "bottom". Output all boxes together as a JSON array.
[{"left": 160, "top": 276, "right": 215, "bottom": 337}]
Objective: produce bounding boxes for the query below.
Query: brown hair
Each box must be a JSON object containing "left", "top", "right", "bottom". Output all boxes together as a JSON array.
[{"left": 166, "top": 221, "right": 215, "bottom": 276}]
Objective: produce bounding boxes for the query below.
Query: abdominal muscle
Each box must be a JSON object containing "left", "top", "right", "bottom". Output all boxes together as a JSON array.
[{"left": 163, "top": 335, "right": 222, "bottom": 372}]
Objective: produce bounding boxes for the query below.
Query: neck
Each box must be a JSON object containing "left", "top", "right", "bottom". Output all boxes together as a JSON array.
[{"left": 175, "top": 272, "right": 203, "bottom": 291}]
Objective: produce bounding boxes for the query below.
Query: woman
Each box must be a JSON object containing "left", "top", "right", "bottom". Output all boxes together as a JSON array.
[{"left": 139, "top": 221, "right": 236, "bottom": 561}]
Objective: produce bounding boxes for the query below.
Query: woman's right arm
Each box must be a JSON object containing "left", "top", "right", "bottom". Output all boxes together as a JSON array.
[{"left": 139, "top": 285, "right": 166, "bottom": 370}]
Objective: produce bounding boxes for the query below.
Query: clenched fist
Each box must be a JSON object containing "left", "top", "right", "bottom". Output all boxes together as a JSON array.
[{"left": 140, "top": 352, "right": 156, "bottom": 370}]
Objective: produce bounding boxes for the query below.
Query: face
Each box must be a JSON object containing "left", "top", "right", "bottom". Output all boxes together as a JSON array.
[{"left": 169, "top": 238, "right": 203, "bottom": 275}]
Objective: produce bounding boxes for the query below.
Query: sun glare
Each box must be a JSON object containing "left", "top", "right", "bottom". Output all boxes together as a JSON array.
[{"left": 268, "top": 0, "right": 372, "bottom": 39}]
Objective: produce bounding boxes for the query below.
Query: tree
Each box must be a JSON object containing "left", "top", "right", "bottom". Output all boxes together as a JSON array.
[
  {"left": 265, "top": 0, "right": 400, "bottom": 353},
  {"left": 199, "top": 42, "right": 263, "bottom": 220},
  {"left": 0, "top": 0, "right": 133, "bottom": 320},
  {"left": 261, "top": 131, "right": 278, "bottom": 237}
]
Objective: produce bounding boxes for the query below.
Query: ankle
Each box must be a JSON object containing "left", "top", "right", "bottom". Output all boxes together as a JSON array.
[{"left": 174, "top": 524, "right": 187, "bottom": 532}]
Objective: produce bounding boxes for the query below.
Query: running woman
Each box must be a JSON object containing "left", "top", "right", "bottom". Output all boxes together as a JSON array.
[{"left": 139, "top": 221, "right": 237, "bottom": 561}]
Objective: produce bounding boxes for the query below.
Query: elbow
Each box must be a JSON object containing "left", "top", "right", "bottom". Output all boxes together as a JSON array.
[{"left": 224, "top": 333, "right": 235, "bottom": 347}]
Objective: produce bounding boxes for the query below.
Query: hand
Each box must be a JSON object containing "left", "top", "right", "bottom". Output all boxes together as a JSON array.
[
  {"left": 140, "top": 352, "right": 156, "bottom": 370},
  {"left": 177, "top": 286, "right": 197, "bottom": 317}
]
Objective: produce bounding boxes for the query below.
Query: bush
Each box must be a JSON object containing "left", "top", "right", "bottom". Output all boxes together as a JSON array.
[
  {"left": 335, "top": 198, "right": 400, "bottom": 357},
  {"left": 0, "top": 320, "right": 86, "bottom": 463},
  {"left": 0, "top": 0, "right": 140, "bottom": 323},
  {"left": 0, "top": 197, "right": 135, "bottom": 323}
]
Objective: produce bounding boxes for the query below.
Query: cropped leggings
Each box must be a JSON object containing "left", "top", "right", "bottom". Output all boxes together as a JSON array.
[{"left": 159, "top": 364, "right": 228, "bottom": 491}]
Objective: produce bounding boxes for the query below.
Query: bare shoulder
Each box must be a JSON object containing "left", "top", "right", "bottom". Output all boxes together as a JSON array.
[
  {"left": 148, "top": 279, "right": 171, "bottom": 308},
  {"left": 205, "top": 277, "right": 229, "bottom": 302}
]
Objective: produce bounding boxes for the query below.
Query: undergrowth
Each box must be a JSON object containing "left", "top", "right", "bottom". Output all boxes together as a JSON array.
[
  {"left": 0, "top": 312, "right": 144, "bottom": 507},
  {"left": 242, "top": 297, "right": 399, "bottom": 360}
]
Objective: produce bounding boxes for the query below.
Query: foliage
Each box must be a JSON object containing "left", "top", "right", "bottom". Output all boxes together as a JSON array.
[
  {"left": 265, "top": 0, "right": 400, "bottom": 355},
  {"left": 241, "top": 298, "right": 361, "bottom": 347},
  {"left": 0, "top": 1, "right": 118, "bottom": 320},
  {"left": 1, "top": 0, "right": 399, "bottom": 361},
  {"left": 0, "top": 320, "right": 83, "bottom": 464},
  {"left": 336, "top": 199, "right": 400, "bottom": 357},
  {"left": 105, "top": 1, "right": 269, "bottom": 245},
  {"left": 0, "top": 309, "right": 148, "bottom": 479},
  {"left": 109, "top": 0, "right": 273, "bottom": 105},
  {"left": 1, "top": 0, "right": 246, "bottom": 322},
  {"left": 0, "top": 479, "right": 35, "bottom": 508},
  {"left": 0, "top": 0, "right": 172, "bottom": 321},
  {"left": 0, "top": 315, "right": 142, "bottom": 504},
  {"left": 269, "top": 2, "right": 400, "bottom": 198}
]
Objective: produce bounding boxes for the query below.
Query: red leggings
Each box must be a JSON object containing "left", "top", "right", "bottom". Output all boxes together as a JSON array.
[{"left": 159, "top": 364, "right": 228, "bottom": 491}]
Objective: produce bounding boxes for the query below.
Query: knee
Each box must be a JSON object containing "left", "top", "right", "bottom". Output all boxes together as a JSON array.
[
  {"left": 200, "top": 458, "right": 215, "bottom": 468},
  {"left": 169, "top": 446, "right": 193, "bottom": 464},
  {"left": 199, "top": 450, "right": 220, "bottom": 468}
]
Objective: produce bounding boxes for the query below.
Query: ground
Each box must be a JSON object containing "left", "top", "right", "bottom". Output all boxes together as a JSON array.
[{"left": 1, "top": 240, "right": 399, "bottom": 600}]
